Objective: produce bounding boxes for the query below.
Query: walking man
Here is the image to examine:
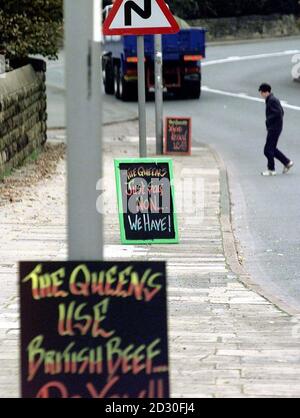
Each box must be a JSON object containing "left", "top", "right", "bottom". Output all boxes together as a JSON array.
[{"left": 259, "top": 83, "right": 294, "bottom": 176}]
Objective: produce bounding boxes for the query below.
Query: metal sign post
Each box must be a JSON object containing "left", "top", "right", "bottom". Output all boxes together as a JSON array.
[
  {"left": 137, "top": 35, "right": 147, "bottom": 158},
  {"left": 65, "top": 0, "right": 103, "bottom": 260},
  {"left": 103, "top": 0, "right": 180, "bottom": 159},
  {"left": 155, "top": 34, "right": 163, "bottom": 155}
]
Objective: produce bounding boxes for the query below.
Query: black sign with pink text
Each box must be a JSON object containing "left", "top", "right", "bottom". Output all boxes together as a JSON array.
[
  {"left": 20, "top": 261, "right": 169, "bottom": 398},
  {"left": 164, "top": 117, "right": 192, "bottom": 155}
]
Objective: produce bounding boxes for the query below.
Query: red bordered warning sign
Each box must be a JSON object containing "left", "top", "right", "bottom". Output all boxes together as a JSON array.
[{"left": 103, "top": 0, "right": 180, "bottom": 36}]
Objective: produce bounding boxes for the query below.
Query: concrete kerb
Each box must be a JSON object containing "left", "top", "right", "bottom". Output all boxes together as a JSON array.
[
  {"left": 208, "top": 143, "right": 300, "bottom": 317},
  {"left": 47, "top": 117, "right": 139, "bottom": 137}
]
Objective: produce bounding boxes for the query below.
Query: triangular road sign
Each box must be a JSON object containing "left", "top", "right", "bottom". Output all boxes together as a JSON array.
[{"left": 103, "top": 0, "right": 180, "bottom": 36}]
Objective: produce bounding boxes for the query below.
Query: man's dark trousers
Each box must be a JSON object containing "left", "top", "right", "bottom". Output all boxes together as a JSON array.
[{"left": 264, "top": 129, "right": 290, "bottom": 171}]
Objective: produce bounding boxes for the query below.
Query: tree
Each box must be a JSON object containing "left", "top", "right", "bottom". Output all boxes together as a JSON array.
[
  {"left": 171, "top": 0, "right": 299, "bottom": 19},
  {"left": 0, "top": 0, "right": 63, "bottom": 59}
]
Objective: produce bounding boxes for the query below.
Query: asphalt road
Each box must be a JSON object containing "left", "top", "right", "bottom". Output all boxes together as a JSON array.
[
  {"left": 161, "top": 37, "right": 300, "bottom": 312},
  {"left": 46, "top": 36, "right": 300, "bottom": 311}
]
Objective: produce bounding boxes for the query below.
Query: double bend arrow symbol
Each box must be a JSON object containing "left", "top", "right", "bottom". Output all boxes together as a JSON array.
[{"left": 125, "top": 0, "right": 152, "bottom": 26}]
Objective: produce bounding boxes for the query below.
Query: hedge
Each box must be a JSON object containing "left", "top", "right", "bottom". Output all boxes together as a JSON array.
[
  {"left": 170, "top": 0, "right": 299, "bottom": 19},
  {"left": 0, "top": 0, "right": 63, "bottom": 59}
]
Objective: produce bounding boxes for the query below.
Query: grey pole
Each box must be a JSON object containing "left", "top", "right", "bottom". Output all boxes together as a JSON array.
[
  {"left": 137, "top": 36, "right": 147, "bottom": 158},
  {"left": 155, "top": 34, "right": 163, "bottom": 155},
  {"left": 65, "top": 0, "right": 103, "bottom": 260}
]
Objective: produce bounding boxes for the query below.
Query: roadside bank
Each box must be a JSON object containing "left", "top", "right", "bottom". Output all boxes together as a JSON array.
[{"left": 189, "top": 14, "right": 300, "bottom": 42}]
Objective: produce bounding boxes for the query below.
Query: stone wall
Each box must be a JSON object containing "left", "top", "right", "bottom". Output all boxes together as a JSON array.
[
  {"left": 189, "top": 14, "right": 300, "bottom": 42},
  {"left": 0, "top": 60, "right": 47, "bottom": 178}
]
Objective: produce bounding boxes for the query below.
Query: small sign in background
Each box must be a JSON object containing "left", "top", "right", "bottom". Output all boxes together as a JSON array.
[{"left": 164, "top": 117, "right": 192, "bottom": 156}]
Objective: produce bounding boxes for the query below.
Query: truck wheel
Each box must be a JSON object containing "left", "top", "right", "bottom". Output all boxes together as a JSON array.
[
  {"left": 185, "top": 82, "right": 201, "bottom": 99},
  {"left": 119, "top": 78, "right": 130, "bottom": 101},
  {"left": 104, "top": 61, "right": 114, "bottom": 95},
  {"left": 182, "top": 77, "right": 201, "bottom": 99},
  {"left": 189, "top": 83, "right": 201, "bottom": 99},
  {"left": 118, "top": 76, "right": 132, "bottom": 101},
  {"left": 114, "top": 65, "right": 120, "bottom": 99}
]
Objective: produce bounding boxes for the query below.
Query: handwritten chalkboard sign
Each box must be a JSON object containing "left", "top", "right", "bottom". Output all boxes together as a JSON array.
[
  {"left": 164, "top": 117, "right": 192, "bottom": 155},
  {"left": 20, "top": 261, "right": 169, "bottom": 398},
  {"left": 115, "top": 159, "right": 179, "bottom": 245}
]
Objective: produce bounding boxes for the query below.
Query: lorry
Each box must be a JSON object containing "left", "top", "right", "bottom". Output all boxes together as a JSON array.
[{"left": 102, "top": 6, "right": 206, "bottom": 101}]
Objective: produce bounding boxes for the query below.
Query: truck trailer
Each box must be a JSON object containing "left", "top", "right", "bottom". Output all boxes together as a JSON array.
[{"left": 102, "top": 7, "right": 206, "bottom": 101}]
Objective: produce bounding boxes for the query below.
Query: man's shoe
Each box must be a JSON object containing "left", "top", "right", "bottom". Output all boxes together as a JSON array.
[
  {"left": 261, "top": 170, "right": 277, "bottom": 176},
  {"left": 283, "top": 161, "right": 294, "bottom": 174}
]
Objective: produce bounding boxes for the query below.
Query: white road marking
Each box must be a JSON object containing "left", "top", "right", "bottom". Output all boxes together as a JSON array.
[
  {"left": 202, "top": 86, "right": 300, "bottom": 111},
  {"left": 203, "top": 50, "right": 300, "bottom": 66}
]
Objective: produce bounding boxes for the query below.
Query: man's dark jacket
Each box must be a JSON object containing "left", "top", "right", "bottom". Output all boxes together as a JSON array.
[{"left": 266, "top": 93, "right": 284, "bottom": 131}]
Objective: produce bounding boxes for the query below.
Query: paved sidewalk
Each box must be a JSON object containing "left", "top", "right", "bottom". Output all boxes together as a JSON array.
[{"left": 1, "top": 136, "right": 300, "bottom": 398}]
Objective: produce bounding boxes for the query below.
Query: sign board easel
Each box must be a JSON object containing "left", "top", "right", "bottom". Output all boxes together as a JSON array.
[{"left": 164, "top": 117, "right": 192, "bottom": 156}]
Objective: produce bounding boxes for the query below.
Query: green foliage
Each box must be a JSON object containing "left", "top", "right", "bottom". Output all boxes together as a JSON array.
[
  {"left": 1, "top": 0, "right": 298, "bottom": 59},
  {"left": 0, "top": 0, "right": 63, "bottom": 59},
  {"left": 103, "top": 0, "right": 112, "bottom": 7},
  {"left": 171, "top": 0, "right": 299, "bottom": 19}
]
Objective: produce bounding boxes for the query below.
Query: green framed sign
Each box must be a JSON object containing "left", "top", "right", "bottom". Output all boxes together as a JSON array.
[{"left": 114, "top": 158, "right": 179, "bottom": 245}]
